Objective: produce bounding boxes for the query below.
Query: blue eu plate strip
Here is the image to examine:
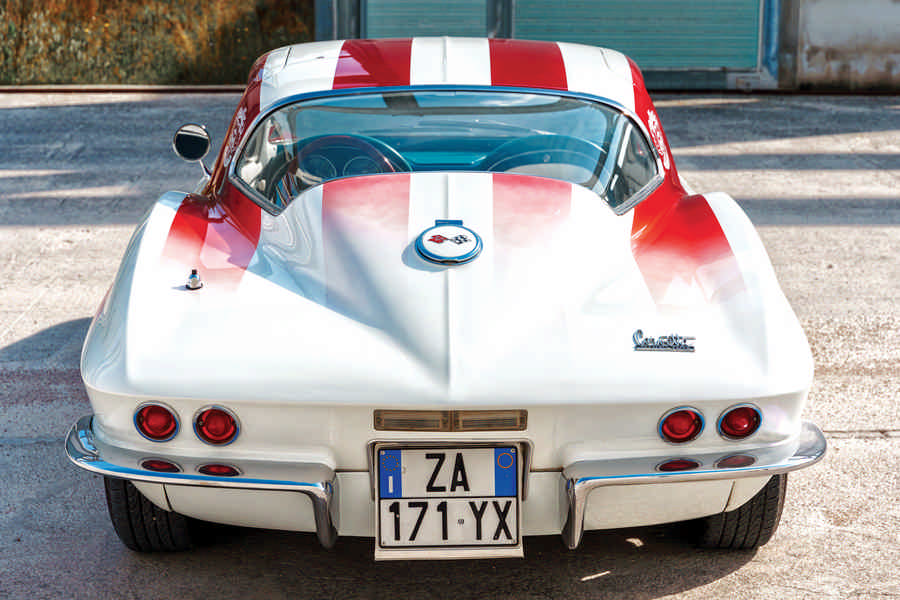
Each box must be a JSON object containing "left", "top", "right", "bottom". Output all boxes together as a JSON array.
[
  {"left": 493, "top": 447, "right": 517, "bottom": 497},
  {"left": 379, "top": 449, "right": 402, "bottom": 498}
]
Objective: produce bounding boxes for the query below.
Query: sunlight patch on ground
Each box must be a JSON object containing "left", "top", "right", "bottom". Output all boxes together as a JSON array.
[
  {"left": 0, "top": 169, "right": 78, "bottom": 179},
  {"left": 3, "top": 185, "right": 139, "bottom": 200}
]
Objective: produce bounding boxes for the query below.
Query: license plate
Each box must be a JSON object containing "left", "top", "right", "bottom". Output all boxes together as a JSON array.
[{"left": 374, "top": 445, "right": 523, "bottom": 560}]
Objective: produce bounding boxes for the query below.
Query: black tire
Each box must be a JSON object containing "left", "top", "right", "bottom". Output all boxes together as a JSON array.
[
  {"left": 104, "top": 476, "right": 194, "bottom": 552},
  {"left": 692, "top": 474, "right": 788, "bottom": 550}
]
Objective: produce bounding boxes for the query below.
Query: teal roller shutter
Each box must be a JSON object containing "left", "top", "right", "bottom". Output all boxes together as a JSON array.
[
  {"left": 514, "top": 0, "right": 761, "bottom": 70},
  {"left": 365, "top": 0, "right": 486, "bottom": 38}
]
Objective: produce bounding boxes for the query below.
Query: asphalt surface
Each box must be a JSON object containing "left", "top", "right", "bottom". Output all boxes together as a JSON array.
[{"left": 0, "top": 92, "right": 898, "bottom": 599}]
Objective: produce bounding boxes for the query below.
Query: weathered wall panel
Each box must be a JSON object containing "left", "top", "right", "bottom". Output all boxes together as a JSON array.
[{"left": 794, "top": 0, "right": 900, "bottom": 89}]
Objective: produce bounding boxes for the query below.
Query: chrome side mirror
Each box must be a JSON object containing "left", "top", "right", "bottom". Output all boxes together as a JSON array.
[{"left": 173, "top": 124, "right": 212, "bottom": 176}]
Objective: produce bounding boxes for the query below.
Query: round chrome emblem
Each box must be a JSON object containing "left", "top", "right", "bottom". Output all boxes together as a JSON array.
[{"left": 415, "top": 219, "right": 482, "bottom": 265}]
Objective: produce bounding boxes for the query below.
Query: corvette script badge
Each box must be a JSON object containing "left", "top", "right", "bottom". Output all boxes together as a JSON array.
[
  {"left": 415, "top": 220, "right": 482, "bottom": 265},
  {"left": 633, "top": 329, "right": 695, "bottom": 352}
]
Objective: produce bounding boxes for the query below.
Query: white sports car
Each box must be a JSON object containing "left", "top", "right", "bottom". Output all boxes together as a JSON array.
[{"left": 66, "top": 38, "right": 825, "bottom": 560}]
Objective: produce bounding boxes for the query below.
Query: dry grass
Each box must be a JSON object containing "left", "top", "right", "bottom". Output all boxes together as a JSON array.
[{"left": 0, "top": 0, "right": 313, "bottom": 84}]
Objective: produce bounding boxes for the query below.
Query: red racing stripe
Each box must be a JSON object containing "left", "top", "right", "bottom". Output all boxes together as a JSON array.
[
  {"left": 333, "top": 39, "right": 413, "bottom": 89},
  {"left": 489, "top": 39, "right": 567, "bottom": 91},
  {"left": 491, "top": 173, "right": 571, "bottom": 247},
  {"left": 162, "top": 188, "right": 262, "bottom": 290},
  {"left": 631, "top": 194, "right": 744, "bottom": 304}
]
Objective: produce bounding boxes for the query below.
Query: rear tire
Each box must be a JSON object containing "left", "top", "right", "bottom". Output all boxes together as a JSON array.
[
  {"left": 692, "top": 474, "right": 787, "bottom": 550},
  {"left": 104, "top": 476, "right": 194, "bottom": 552}
]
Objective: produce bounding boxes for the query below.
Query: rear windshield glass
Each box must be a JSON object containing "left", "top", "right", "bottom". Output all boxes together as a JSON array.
[{"left": 235, "top": 90, "right": 659, "bottom": 212}]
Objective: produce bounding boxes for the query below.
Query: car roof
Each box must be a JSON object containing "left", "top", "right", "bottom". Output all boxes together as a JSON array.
[{"left": 254, "top": 38, "right": 642, "bottom": 114}]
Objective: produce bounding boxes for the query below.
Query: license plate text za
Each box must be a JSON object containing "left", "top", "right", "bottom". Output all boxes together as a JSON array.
[{"left": 377, "top": 447, "right": 519, "bottom": 548}]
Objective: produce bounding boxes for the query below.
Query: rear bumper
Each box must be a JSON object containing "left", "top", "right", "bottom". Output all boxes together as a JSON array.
[{"left": 66, "top": 415, "right": 826, "bottom": 552}]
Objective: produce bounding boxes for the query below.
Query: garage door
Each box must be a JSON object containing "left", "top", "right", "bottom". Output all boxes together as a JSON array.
[
  {"left": 365, "top": 0, "right": 486, "bottom": 38},
  {"left": 513, "top": 0, "right": 762, "bottom": 70}
]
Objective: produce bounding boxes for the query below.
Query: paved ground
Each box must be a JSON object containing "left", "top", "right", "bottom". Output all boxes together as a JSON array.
[{"left": 0, "top": 93, "right": 898, "bottom": 599}]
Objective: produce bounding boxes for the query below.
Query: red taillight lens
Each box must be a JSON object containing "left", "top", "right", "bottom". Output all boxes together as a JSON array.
[
  {"left": 719, "top": 405, "right": 761, "bottom": 440},
  {"left": 657, "top": 458, "right": 700, "bottom": 472},
  {"left": 198, "top": 463, "right": 240, "bottom": 477},
  {"left": 135, "top": 404, "right": 178, "bottom": 441},
  {"left": 194, "top": 407, "right": 238, "bottom": 445},
  {"left": 716, "top": 454, "right": 756, "bottom": 469},
  {"left": 659, "top": 408, "right": 704, "bottom": 443},
  {"left": 140, "top": 459, "right": 181, "bottom": 473}
]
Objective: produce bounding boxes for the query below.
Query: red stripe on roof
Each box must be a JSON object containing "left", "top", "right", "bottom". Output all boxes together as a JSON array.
[
  {"left": 333, "top": 39, "right": 413, "bottom": 89},
  {"left": 489, "top": 39, "right": 568, "bottom": 91}
]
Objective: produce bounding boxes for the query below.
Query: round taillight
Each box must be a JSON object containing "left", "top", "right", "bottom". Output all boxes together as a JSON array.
[
  {"left": 198, "top": 463, "right": 240, "bottom": 477},
  {"left": 657, "top": 458, "right": 700, "bottom": 472},
  {"left": 135, "top": 404, "right": 178, "bottom": 441},
  {"left": 659, "top": 408, "right": 704, "bottom": 443},
  {"left": 194, "top": 407, "right": 239, "bottom": 445},
  {"left": 140, "top": 458, "right": 181, "bottom": 473},
  {"left": 716, "top": 454, "right": 756, "bottom": 469},
  {"left": 718, "top": 405, "right": 761, "bottom": 440}
]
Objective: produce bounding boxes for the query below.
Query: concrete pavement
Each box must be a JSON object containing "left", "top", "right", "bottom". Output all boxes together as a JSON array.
[{"left": 0, "top": 92, "right": 898, "bottom": 599}]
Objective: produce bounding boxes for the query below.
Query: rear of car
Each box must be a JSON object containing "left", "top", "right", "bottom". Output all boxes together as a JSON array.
[{"left": 66, "top": 38, "right": 825, "bottom": 560}]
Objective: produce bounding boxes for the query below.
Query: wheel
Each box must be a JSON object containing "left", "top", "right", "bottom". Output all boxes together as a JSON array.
[
  {"left": 104, "top": 476, "right": 194, "bottom": 552},
  {"left": 691, "top": 474, "right": 788, "bottom": 550}
]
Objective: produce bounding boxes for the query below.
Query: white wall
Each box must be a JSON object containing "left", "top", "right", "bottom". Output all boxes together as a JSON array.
[{"left": 797, "top": 0, "right": 900, "bottom": 88}]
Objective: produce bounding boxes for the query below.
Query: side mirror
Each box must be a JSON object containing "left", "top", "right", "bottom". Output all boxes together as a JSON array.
[{"left": 173, "top": 124, "right": 211, "bottom": 162}]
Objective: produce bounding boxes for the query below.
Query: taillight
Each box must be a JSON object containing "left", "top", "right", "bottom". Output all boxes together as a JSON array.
[
  {"left": 716, "top": 454, "right": 756, "bottom": 469},
  {"left": 194, "top": 406, "right": 239, "bottom": 445},
  {"left": 134, "top": 403, "right": 178, "bottom": 441},
  {"left": 657, "top": 458, "right": 700, "bottom": 472},
  {"left": 198, "top": 463, "right": 241, "bottom": 477},
  {"left": 140, "top": 458, "right": 181, "bottom": 473},
  {"left": 658, "top": 407, "right": 704, "bottom": 443},
  {"left": 718, "top": 405, "right": 762, "bottom": 440}
]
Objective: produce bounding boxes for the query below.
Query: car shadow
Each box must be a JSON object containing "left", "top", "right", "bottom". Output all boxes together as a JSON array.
[{"left": 130, "top": 524, "right": 755, "bottom": 599}]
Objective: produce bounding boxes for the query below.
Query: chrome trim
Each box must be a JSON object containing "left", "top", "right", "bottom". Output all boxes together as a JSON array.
[
  {"left": 561, "top": 421, "right": 827, "bottom": 550},
  {"left": 365, "top": 439, "right": 535, "bottom": 501},
  {"left": 192, "top": 405, "right": 241, "bottom": 446},
  {"left": 657, "top": 406, "right": 705, "bottom": 444},
  {"left": 225, "top": 85, "right": 666, "bottom": 216},
  {"left": 133, "top": 401, "right": 180, "bottom": 443},
  {"left": 66, "top": 415, "right": 339, "bottom": 549},
  {"left": 717, "top": 403, "right": 763, "bottom": 441}
]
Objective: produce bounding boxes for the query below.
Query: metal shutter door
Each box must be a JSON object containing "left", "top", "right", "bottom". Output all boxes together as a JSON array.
[
  {"left": 514, "top": 0, "right": 761, "bottom": 70},
  {"left": 365, "top": 0, "right": 487, "bottom": 38}
]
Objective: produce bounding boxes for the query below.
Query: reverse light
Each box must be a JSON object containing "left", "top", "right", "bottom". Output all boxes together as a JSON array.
[
  {"left": 716, "top": 454, "right": 757, "bottom": 469},
  {"left": 718, "top": 405, "right": 762, "bottom": 440},
  {"left": 140, "top": 458, "right": 181, "bottom": 473},
  {"left": 657, "top": 458, "right": 700, "bottom": 472},
  {"left": 658, "top": 407, "right": 704, "bottom": 443},
  {"left": 194, "top": 406, "right": 239, "bottom": 445},
  {"left": 134, "top": 403, "right": 179, "bottom": 442},
  {"left": 198, "top": 463, "right": 240, "bottom": 477}
]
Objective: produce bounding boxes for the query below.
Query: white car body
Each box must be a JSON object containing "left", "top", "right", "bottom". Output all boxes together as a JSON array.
[{"left": 67, "top": 38, "right": 825, "bottom": 559}]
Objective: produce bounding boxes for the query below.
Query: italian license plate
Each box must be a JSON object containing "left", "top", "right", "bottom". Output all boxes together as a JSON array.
[{"left": 374, "top": 445, "right": 523, "bottom": 560}]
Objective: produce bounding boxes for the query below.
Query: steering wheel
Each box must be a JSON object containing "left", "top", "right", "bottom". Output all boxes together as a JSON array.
[
  {"left": 266, "top": 135, "right": 409, "bottom": 207},
  {"left": 481, "top": 134, "right": 608, "bottom": 188}
]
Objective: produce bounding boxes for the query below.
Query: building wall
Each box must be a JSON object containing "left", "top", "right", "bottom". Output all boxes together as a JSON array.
[{"left": 781, "top": 0, "right": 900, "bottom": 89}]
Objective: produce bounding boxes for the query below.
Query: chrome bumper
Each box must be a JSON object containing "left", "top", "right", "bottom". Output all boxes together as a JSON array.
[
  {"left": 560, "top": 420, "right": 827, "bottom": 549},
  {"left": 65, "top": 415, "right": 339, "bottom": 548},
  {"left": 67, "top": 415, "right": 826, "bottom": 553}
]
